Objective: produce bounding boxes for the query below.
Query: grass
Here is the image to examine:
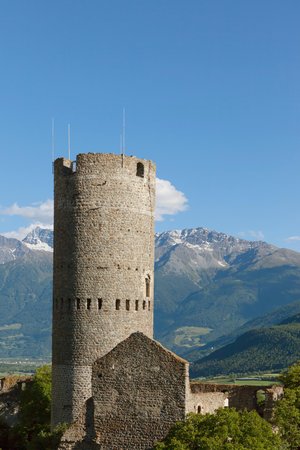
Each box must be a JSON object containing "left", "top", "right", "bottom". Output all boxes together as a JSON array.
[
  {"left": 201, "top": 373, "right": 282, "bottom": 386},
  {"left": 174, "top": 326, "right": 212, "bottom": 348}
]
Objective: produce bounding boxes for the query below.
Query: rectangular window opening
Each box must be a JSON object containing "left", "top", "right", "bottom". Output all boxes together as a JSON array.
[
  {"left": 135, "top": 300, "right": 139, "bottom": 311},
  {"left": 98, "top": 298, "right": 102, "bottom": 310},
  {"left": 116, "top": 299, "right": 121, "bottom": 310},
  {"left": 76, "top": 298, "right": 80, "bottom": 310},
  {"left": 126, "top": 299, "right": 130, "bottom": 311},
  {"left": 87, "top": 298, "right": 91, "bottom": 310}
]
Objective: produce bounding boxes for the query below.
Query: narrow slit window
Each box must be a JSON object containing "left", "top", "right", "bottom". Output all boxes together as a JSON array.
[
  {"left": 148, "top": 301, "right": 151, "bottom": 311},
  {"left": 68, "top": 298, "right": 72, "bottom": 310},
  {"left": 145, "top": 276, "right": 150, "bottom": 297},
  {"left": 126, "top": 299, "right": 130, "bottom": 311},
  {"left": 87, "top": 298, "right": 91, "bottom": 310},
  {"left": 136, "top": 162, "right": 144, "bottom": 178},
  {"left": 116, "top": 299, "right": 121, "bottom": 310},
  {"left": 76, "top": 298, "right": 80, "bottom": 310},
  {"left": 135, "top": 300, "right": 139, "bottom": 311},
  {"left": 98, "top": 298, "right": 102, "bottom": 310},
  {"left": 197, "top": 405, "right": 202, "bottom": 414},
  {"left": 143, "top": 300, "right": 146, "bottom": 310}
]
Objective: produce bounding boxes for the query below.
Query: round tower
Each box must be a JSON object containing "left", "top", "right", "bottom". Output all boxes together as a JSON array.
[{"left": 51, "top": 153, "right": 156, "bottom": 426}]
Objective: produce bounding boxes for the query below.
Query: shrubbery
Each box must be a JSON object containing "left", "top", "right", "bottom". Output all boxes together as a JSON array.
[{"left": 0, "top": 365, "right": 66, "bottom": 450}]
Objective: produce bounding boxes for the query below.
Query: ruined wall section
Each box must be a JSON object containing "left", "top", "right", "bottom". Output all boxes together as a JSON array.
[
  {"left": 187, "top": 382, "right": 283, "bottom": 418},
  {"left": 58, "top": 333, "right": 189, "bottom": 450},
  {"left": 52, "top": 153, "right": 156, "bottom": 426}
]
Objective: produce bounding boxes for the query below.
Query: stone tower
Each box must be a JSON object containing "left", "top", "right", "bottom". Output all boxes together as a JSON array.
[{"left": 51, "top": 153, "right": 156, "bottom": 426}]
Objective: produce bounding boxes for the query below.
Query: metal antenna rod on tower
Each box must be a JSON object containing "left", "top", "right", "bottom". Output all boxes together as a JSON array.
[
  {"left": 68, "top": 123, "right": 71, "bottom": 160},
  {"left": 51, "top": 118, "right": 55, "bottom": 174},
  {"left": 122, "top": 108, "right": 126, "bottom": 155}
]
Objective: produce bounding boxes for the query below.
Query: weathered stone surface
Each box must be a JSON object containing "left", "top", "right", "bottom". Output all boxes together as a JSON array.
[
  {"left": 59, "top": 332, "right": 189, "bottom": 450},
  {"left": 52, "top": 153, "right": 156, "bottom": 426},
  {"left": 188, "top": 381, "right": 283, "bottom": 419},
  {"left": 0, "top": 376, "right": 31, "bottom": 426}
]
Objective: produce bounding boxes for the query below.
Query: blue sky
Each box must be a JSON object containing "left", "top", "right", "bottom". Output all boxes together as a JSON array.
[{"left": 0, "top": 0, "right": 299, "bottom": 249}]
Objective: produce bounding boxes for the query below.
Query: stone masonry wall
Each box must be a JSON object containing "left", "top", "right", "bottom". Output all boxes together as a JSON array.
[
  {"left": 52, "top": 153, "right": 156, "bottom": 426},
  {"left": 188, "top": 382, "right": 283, "bottom": 418},
  {"left": 59, "top": 333, "right": 189, "bottom": 450}
]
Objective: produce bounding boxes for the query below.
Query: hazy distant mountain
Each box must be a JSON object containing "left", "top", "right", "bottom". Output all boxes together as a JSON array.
[
  {"left": 1, "top": 226, "right": 300, "bottom": 361},
  {"left": 0, "top": 235, "right": 31, "bottom": 264}
]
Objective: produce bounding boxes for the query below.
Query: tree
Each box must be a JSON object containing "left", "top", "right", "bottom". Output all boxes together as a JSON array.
[
  {"left": 0, "top": 365, "right": 66, "bottom": 450},
  {"left": 279, "top": 360, "right": 300, "bottom": 389},
  {"left": 275, "top": 387, "right": 300, "bottom": 450},
  {"left": 154, "top": 408, "right": 282, "bottom": 450},
  {"left": 274, "top": 361, "right": 300, "bottom": 450}
]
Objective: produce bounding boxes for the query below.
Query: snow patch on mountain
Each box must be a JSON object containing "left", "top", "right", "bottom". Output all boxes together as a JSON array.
[{"left": 22, "top": 227, "right": 53, "bottom": 253}]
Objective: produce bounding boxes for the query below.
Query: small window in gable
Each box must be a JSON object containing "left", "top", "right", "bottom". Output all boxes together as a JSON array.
[{"left": 136, "top": 162, "right": 144, "bottom": 178}]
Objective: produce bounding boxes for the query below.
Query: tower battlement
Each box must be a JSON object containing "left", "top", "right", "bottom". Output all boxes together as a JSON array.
[{"left": 51, "top": 152, "right": 156, "bottom": 426}]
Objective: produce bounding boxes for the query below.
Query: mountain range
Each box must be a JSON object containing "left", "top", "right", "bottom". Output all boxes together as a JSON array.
[
  {"left": 191, "top": 313, "right": 300, "bottom": 377},
  {"left": 1, "top": 226, "right": 300, "bottom": 373}
]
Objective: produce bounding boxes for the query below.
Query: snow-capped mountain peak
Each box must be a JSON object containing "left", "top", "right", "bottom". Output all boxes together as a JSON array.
[{"left": 22, "top": 227, "right": 53, "bottom": 252}]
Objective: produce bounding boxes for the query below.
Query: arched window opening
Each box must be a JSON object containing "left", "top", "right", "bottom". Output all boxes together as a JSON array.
[
  {"left": 76, "top": 298, "right": 80, "bottom": 310},
  {"left": 145, "top": 276, "right": 150, "bottom": 298},
  {"left": 126, "top": 299, "right": 130, "bottom": 311},
  {"left": 116, "top": 299, "right": 121, "bottom": 310},
  {"left": 98, "top": 298, "right": 102, "bottom": 310},
  {"left": 135, "top": 300, "right": 139, "bottom": 311},
  {"left": 136, "top": 162, "right": 144, "bottom": 178},
  {"left": 197, "top": 405, "right": 202, "bottom": 414},
  {"left": 143, "top": 300, "right": 146, "bottom": 310},
  {"left": 87, "top": 298, "right": 91, "bottom": 310}
]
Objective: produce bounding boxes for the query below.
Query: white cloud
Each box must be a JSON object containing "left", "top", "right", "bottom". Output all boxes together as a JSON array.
[
  {"left": 2, "top": 222, "right": 53, "bottom": 241},
  {"left": 285, "top": 236, "right": 300, "bottom": 242},
  {"left": 0, "top": 178, "right": 188, "bottom": 238},
  {"left": 0, "top": 199, "right": 54, "bottom": 223},
  {"left": 156, "top": 178, "right": 188, "bottom": 221},
  {"left": 238, "top": 230, "right": 265, "bottom": 241}
]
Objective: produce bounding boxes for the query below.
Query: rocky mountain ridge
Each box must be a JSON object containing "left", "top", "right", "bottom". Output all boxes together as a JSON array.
[{"left": 1, "top": 226, "right": 300, "bottom": 362}]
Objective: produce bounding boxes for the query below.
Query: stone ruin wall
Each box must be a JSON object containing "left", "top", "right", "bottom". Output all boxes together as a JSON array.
[
  {"left": 58, "top": 333, "right": 189, "bottom": 450},
  {"left": 187, "top": 381, "right": 284, "bottom": 420},
  {"left": 0, "top": 376, "right": 32, "bottom": 427},
  {"left": 52, "top": 153, "right": 156, "bottom": 427}
]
